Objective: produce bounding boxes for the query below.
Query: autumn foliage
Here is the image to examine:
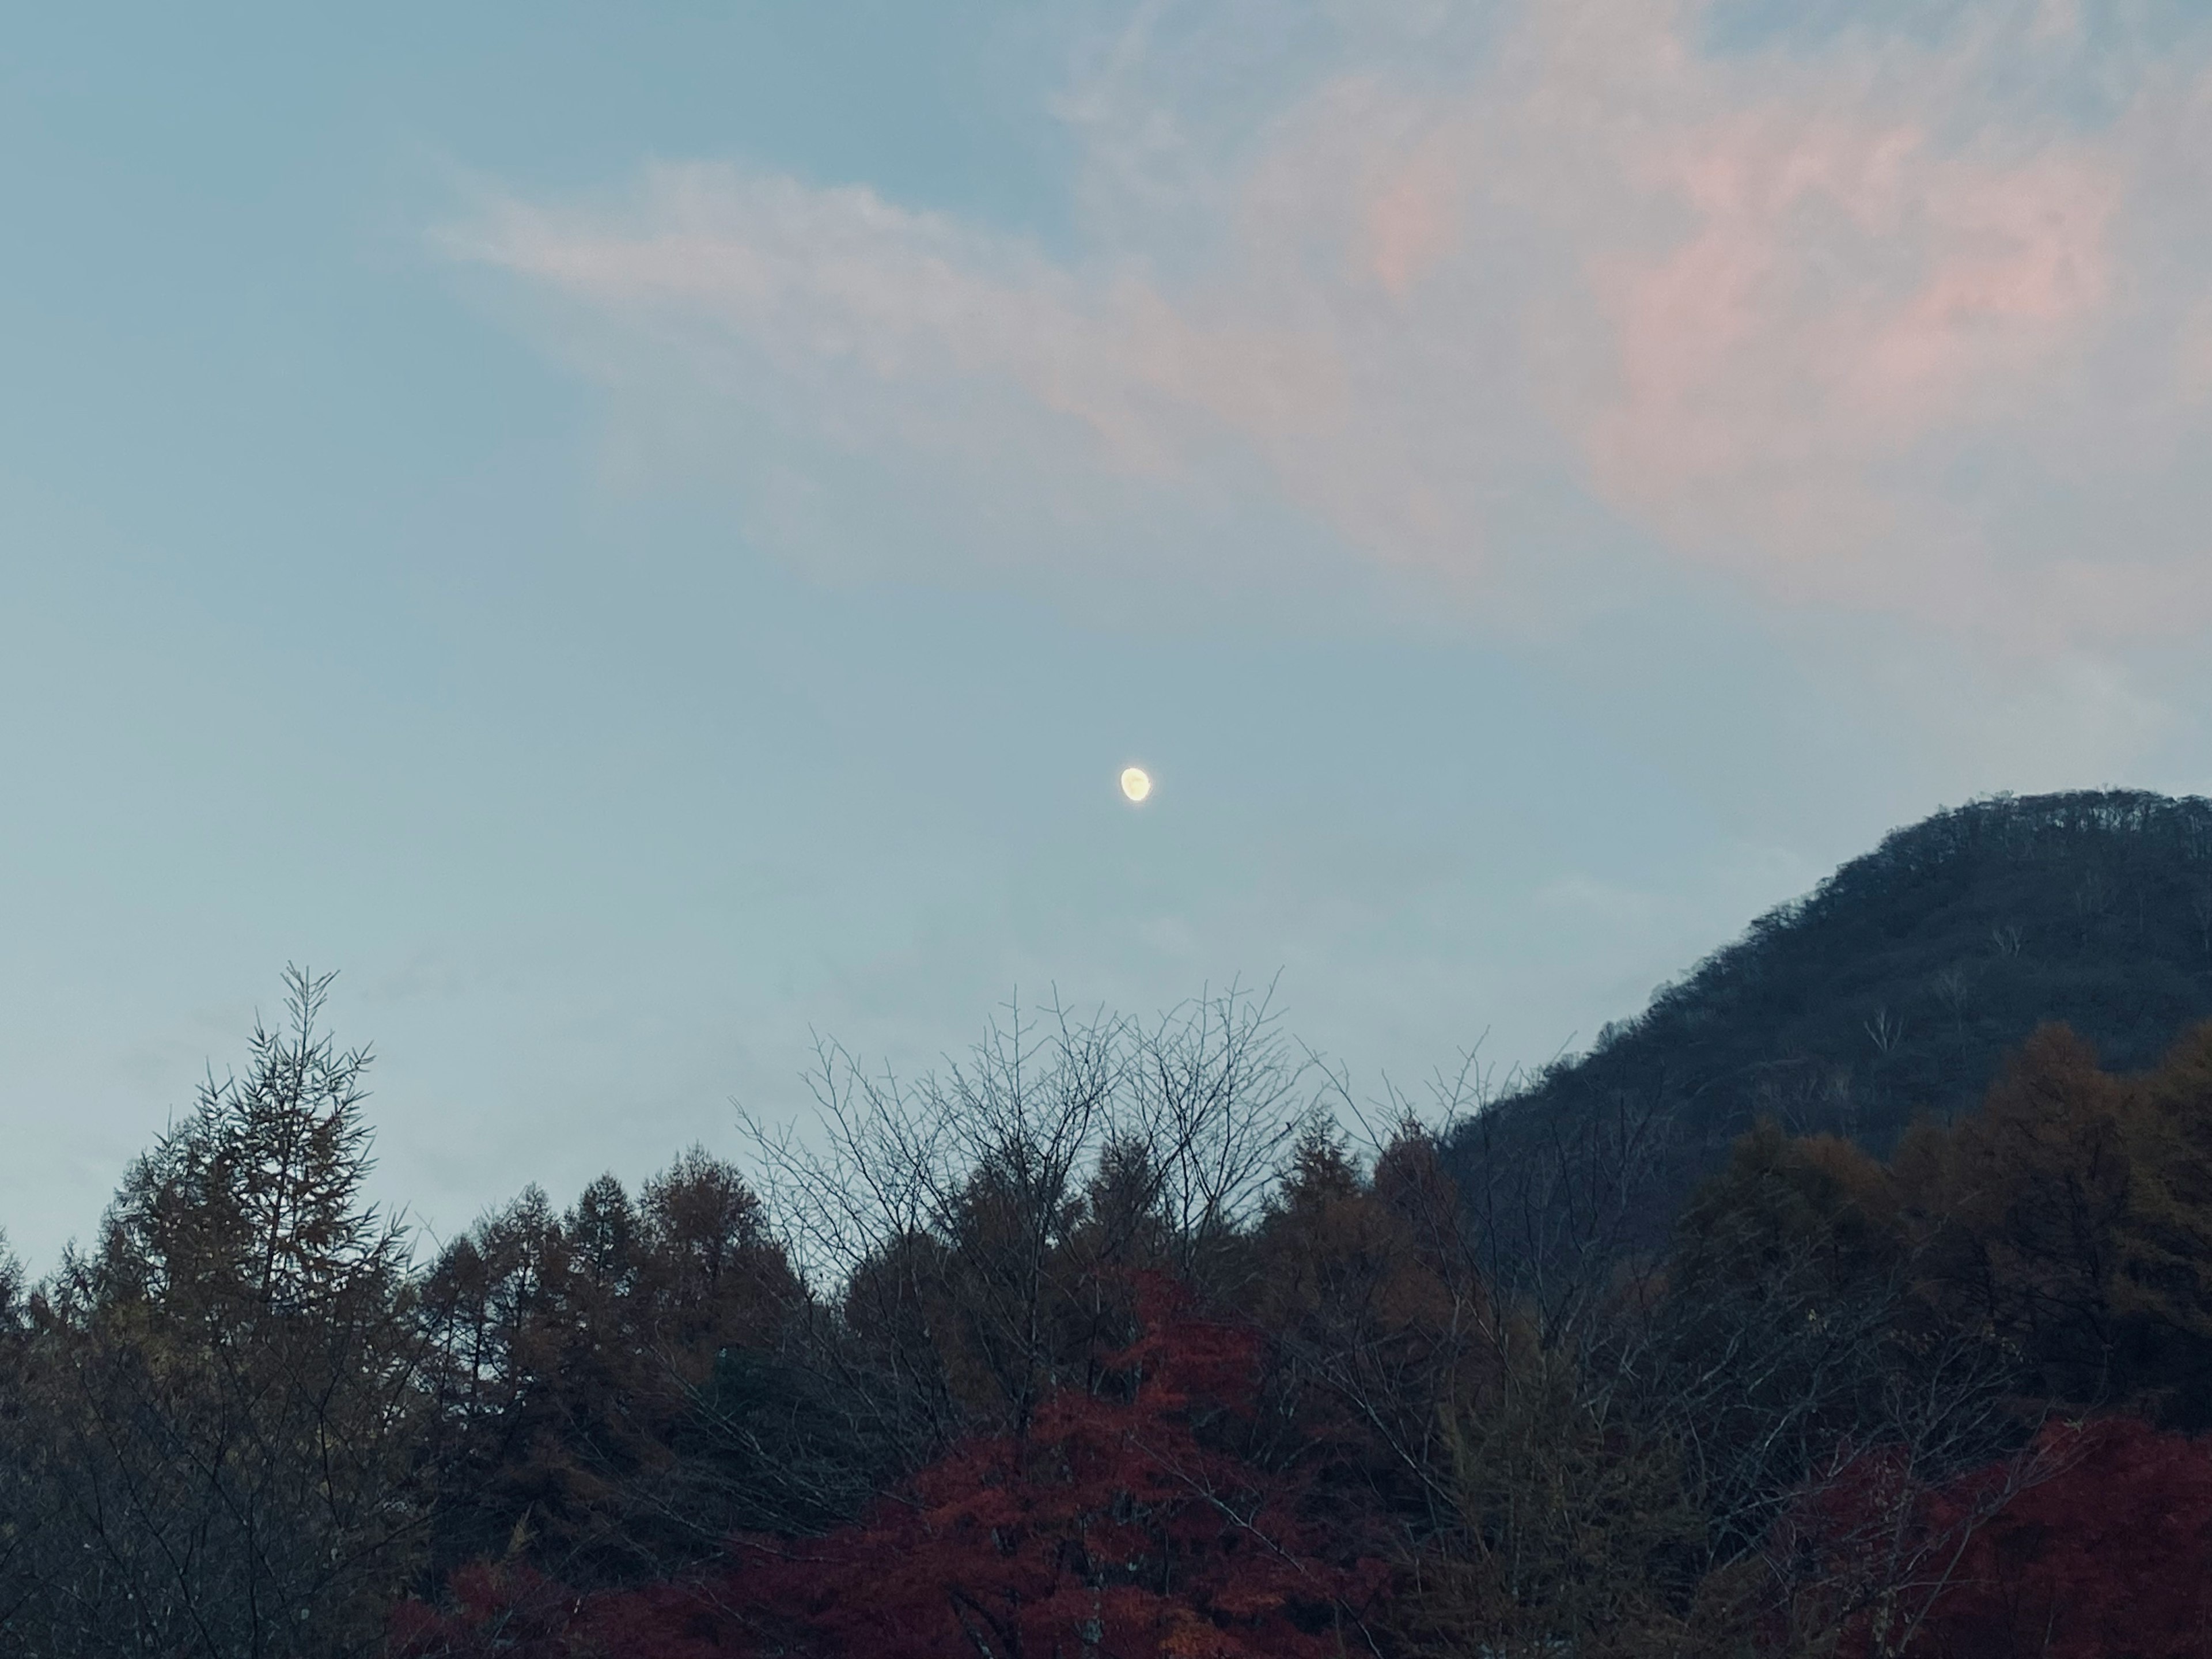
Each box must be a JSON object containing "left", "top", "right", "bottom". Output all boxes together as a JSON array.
[
  {"left": 393, "top": 1276, "right": 1387, "bottom": 1658},
  {"left": 1782, "top": 1416, "right": 2212, "bottom": 1659},
  {"left": 14, "top": 976, "right": 2212, "bottom": 1658}
]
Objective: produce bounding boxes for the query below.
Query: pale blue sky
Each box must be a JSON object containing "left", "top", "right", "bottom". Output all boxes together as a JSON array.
[{"left": 6, "top": 2, "right": 2211, "bottom": 1267}]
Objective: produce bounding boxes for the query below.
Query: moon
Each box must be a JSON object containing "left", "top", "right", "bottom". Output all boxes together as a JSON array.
[{"left": 1120, "top": 766, "right": 1152, "bottom": 804}]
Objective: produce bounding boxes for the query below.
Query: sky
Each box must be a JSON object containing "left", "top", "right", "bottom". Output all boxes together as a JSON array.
[{"left": 5, "top": 0, "right": 2212, "bottom": 1269}]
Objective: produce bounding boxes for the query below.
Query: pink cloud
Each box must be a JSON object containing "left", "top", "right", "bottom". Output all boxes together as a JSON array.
[
  {"left": 454, "top": 0, "right": 2212, "bottom": 645},
  {"left": 1595, "top": 118, "right": 2114, "bottom": 466},
  {"left": 1581, "top": 107, "right": 2123, "bottom": 611},
  {"left": 1364, "top": 143, "right": 1462, "bottom": 300}
]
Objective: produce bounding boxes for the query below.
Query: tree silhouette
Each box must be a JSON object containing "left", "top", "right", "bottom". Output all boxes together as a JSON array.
[{"left": 2, "top": 968, "right": 425, "bottom": 1658}]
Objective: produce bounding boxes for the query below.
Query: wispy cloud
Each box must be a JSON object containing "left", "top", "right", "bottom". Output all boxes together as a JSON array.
[{"left": 450, "top": 0, "right": 2212, "bottom": 645}]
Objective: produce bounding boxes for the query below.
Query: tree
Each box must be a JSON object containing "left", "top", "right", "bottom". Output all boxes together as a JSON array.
[
  {"left": 737, "top": 988, "right": 1307, "bottom": 1469},
  {"left": 1887, "top": 1020, "right": 2212, "bottom": 1423},
  {"left": 1, "top": 968, "right": 426, "bottom": 1658},
  {"left": 2108, "top": 1020, "right": 2212, "bottom": 1422},
  {"left": 393, "top": 1278, "right": 1392, "bottom": 1659},
  {"left": 414, "top": 1152, "right": 808, "bottom": 1591},
  {"left": 1905, "top": 1025, "right": 2134, "bottom": 1406},
  {"left": 1883, "top": 1417, "right": 2212, "bottom": 1659},
  {"left": 1404, "top": 1341, "right": 1739, "bottom": 1659},
  {"left": 1249, "top": 1118, "right": 1492, "bottom": 1543}
]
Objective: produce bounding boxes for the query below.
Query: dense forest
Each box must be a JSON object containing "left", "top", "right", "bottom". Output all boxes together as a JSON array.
[
  {"left": 6, "top": 791, "right": 2212, "bottom": 1656},
  {"left": 1447, "top": 790, "right": 2212, "bottom": 1248}
]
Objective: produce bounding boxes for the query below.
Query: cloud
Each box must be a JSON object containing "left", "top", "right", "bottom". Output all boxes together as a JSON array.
[{"left": 451, "top": 0, "right": 2212, "bottom": 645}]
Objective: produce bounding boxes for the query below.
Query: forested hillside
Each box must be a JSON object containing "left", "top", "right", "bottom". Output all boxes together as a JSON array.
[
  {"left": 1447, "top": 789, "right": 2212, "bottom": 1248},
  {"left": 9, "top": 828, "right": 2212, "bottom": 1657}
]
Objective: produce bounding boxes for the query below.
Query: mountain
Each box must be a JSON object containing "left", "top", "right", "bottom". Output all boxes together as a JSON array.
[{"left": 1447, "top": 789, "right": 2212, "bottom": 1240}]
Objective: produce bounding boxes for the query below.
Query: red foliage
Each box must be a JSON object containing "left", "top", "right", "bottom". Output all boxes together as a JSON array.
[
  {"left": 1901, "top": 1417, "right": 2212, "bottom": 1659},
  {"left": 1793, "top": 1419, "right": 2212, "bottom": 1659},
  {"left": 387, "top": 1563, "right": 592, "bottom": 1658},
  {"left": 395, "top": 1277, "right": 1388, "bottom": 1658}
]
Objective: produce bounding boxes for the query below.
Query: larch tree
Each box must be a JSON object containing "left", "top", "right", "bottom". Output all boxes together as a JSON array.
[{"left": 0, "top": 968, "right": 427, "bottom": 1659}]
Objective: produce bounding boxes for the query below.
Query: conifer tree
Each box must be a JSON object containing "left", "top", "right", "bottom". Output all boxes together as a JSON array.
[{"left": 2, "top": 968, "right": 426, "bottom": 1658}]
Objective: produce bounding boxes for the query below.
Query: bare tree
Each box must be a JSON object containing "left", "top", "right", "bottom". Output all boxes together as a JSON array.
[
  {"left": 733, "top": 984, "right": 1312, "bottom": 1466},
  {"left": 1930, "top": 966, "right": 1971, "bottom": 1035},
  {"left": 737, "top": 994, "right": 1122, "bottom": 1455},
  {"left": 1123, "top": 980, "right": 1308, "bottom": 1291}
]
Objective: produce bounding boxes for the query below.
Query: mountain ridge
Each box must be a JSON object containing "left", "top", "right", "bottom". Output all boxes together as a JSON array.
[{"left": 1448, "top": 788, "right": 2212, "bottom": 1229}]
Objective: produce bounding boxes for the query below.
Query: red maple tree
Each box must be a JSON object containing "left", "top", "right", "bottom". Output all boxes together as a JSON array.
[
  {"left": 1787, "top": 1418, "right": 2212, "bottom": 1659},
  {"left": 1897, "top": 1417, "right": 2212, "bottom": 1659}
]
